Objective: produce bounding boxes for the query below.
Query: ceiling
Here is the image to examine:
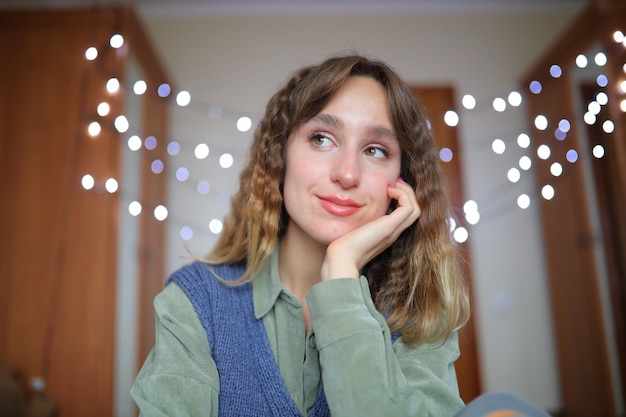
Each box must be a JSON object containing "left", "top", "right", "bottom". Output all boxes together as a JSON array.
[{"left": 0, "top": 0, "right": 590, "bottom": 17}]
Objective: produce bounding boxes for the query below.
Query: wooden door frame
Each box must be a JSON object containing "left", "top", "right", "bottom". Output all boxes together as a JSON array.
[
  {"left": 522, "top": 2, "right": 626, "bottom": 415},
  {"left": 412, "top": 86, "right": 482, "bottom": 403}
]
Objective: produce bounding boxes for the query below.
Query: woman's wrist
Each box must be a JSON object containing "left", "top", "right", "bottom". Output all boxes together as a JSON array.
[{"left": 321, "top": 248, "right": 360, "bottom": 281}]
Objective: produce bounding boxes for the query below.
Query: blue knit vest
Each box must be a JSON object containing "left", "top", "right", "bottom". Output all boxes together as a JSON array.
[{"left": 168, "top": 261, "right": 330, "bottom": 417}]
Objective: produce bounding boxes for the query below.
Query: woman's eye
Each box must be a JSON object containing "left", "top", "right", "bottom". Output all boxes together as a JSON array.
[
  {"left": 365, "top": 146, "right": 389, "bottom": 159},
  {"left": 308, "top": 132, "right": 333, "bottom": 147}
]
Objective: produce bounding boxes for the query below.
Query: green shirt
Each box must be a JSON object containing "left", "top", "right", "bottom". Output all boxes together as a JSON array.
[{"left": 131, "top": 248, "right": 465, "bottom": 416}]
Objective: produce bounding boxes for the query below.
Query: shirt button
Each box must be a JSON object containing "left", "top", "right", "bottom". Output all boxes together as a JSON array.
[{"left": 308, "top": 335, "right": 316, "bottom": 349}]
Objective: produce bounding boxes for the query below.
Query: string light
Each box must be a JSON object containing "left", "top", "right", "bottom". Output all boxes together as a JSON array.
[
  {"left": 439, "top": 147, "right": 453, "bottom": 162},
  {"left": 517, "top": 194, "right": 530, "bottom": 209},
  {"left": 519, "top": 156, "right": 532, "bottom": 171},
  {"left": 209, "top": 219, "right": 223, "bottom": 234},
  {"left": 517, "top": 133, "right": 531, "bottom": 148},
  {"left": 176, "top": 91, "right": 191, "bottom": 106},
  {"left": 128, "top": 135, "right": 142, "bottom": 151},
  {"left": 448, "top": 217, "right": 457, "bottom": 232},
  {"left": 154, "top": 205, "right": 168, "bottom": 221},
  {"left": 444, "top": 110, "right": 459, "bottom": 126},
  {"left": 491, "top": 138, "right": 506, "bottom": 154},
  {"left": 151, "top": 160, "right": 165, "bottom": 174},
  {"left": 508, "top": 91, "right": 522, "bottom": 107},
  {"left": 129, "top": 201, "right": 142, "bottom": 216},
  {"left": 541, "top": 185, "right": 555, "bottom": 200},
  {"left": 106, "top": 78, "right": 120, "bottom": 94},
  {"left": 87, "top": 121, "right": 101, "bottom": 137},
  {"left": 588, "top": 100, "right": 602, "bottom": 114},
  {"left": 167, "top": 141, "right": 181, "bottom": 156},
  {"left": 492, "top": 97, "right": 506, "bottom": 112},
  {"left": 584, "top": 112, "right": 597, "bottom": 125},
  {"left": 550, "top": 162, "right": 563, "bottom": 177},
  {"left": 179, "top": 226, "right": 193, "bottom": 240},
  {"left": 461, "top": 200, "right": 480, "bottom": 228},
  {"left": 85, "top": 47, "right": 98, "bottom": 60},
  {"left": 105, "top": 178, "right": 119, "bottom": 193},
  {"left": 554, "top": 128, "right": 566, "bottom": 141},
  {"left": 236, "top": 116, "right": 252, "bottom": 132},
  {"left": 462, "top": 94, "right": 476, "bottom": 109},
  {"left": 507, "top": 168, "right": 521, "bottom": 183},
  {"left": 81, "top": 175, "right": 95, "bottom": 190},
  {"left": 208, "top": 105, "right": 223, "bottom": 118},
  {"left": 453, "top": 227, "right": 469, "bottom": 243},
  {"left": 97, "top": 102, "right": 110, "bottom": 116},
  {"left": 529, "top": 80, "right": 542, "bottom": 94},
  {"left": 176, "top": 167, "right": 190, "bottom": 182},
  {"left": 603, "top": 120, "right": 615, "bottom": 134},
  {"left": 219, "top": 153, "right": 234, "bottom": 168},
  {"left": 537, "top": 144, "right": 551, "bottom": 160},
  {"left": 534, "top": 115, "right": 548, "bottom": 130},
  {"left": 144, "top": 136, "right": 157, "bottom": 150},
  {"left": 79, "top": 28, "right": 625, "bottom": 244},
  {"left": 157, "top": 83, "right": 171, "bottom": 97},
  {"left": 114, "top": 115, "right": 129, "bottom": 133},
  {"left": 197, "top": 180, "right": 211, "bottom": 195},
  {"left": 133, "top": 80, "right": 147, "bottom": 95},
  {"left": 592, "top": 145, "right": 605, "bottom": 158},
  {"left": 194, "top": 143, "right": 210, "bottom": 159},
  {"left": 109, "top": 34, "right": 124, "bottom": 49},
  {"left": 549, "top": 65, "right": 562, "bottom": 78}
]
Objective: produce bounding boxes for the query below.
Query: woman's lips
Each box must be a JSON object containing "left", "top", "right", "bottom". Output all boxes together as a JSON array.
[{"left": 317, "top": 195, "right": 363, "bottom": 217}]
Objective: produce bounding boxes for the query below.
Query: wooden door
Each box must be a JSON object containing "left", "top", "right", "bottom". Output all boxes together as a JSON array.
[
  {"left": 0, "top": 8, "right": 169, "bottom": 416},
  {"left": 521, "top": 3, "right": 626, "bottom": 415},
  {"left": 0, "top": 9, "right": 122, "bottom": 415},
  {"left": 412, "top": 86, "right": 482, "bottom": 403}
]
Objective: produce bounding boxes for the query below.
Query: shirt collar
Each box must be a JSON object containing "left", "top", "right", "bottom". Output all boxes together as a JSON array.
[{"left": 253, "top": 245, "right": 284, "bottom": 319}]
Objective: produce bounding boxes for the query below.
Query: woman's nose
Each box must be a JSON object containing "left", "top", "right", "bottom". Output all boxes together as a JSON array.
[{"left": 330, "top": 150, "right": 361, "bottom": 188}]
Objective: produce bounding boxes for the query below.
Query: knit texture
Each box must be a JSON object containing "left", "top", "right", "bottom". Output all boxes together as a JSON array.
[{"left": 169, "top": 261, "right": 330, "bottom": 417}]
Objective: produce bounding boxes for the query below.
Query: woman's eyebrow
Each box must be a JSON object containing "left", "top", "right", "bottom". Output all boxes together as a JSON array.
[
  {"left": 368, "top": 125, "right": 397, "bottom": 142},
  {"left": 312, "top": 113, "right": 342, "bottom": 128},
  {"left": 311, "top": 113, "right": 397, "bottom": 142}
]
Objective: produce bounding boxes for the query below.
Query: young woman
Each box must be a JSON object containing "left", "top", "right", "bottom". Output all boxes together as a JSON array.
[{"left": 132, "top": 54, "right": 471, "bottom": 416}]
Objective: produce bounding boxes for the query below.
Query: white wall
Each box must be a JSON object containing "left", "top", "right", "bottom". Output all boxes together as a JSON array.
[{"left": 139, "top": 6, "right": 585, "bottom": 411}]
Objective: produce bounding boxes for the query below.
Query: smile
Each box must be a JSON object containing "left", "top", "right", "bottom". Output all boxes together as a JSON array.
[{"left": 317, "top": 195, "right": 363, "bottom": 217}]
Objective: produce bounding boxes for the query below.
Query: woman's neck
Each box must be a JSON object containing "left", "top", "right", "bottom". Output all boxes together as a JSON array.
[{"left": 278, "top": 224, "right": 326, "bottom": 300}]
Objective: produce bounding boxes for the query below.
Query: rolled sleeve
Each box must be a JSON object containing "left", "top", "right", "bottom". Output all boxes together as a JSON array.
[
  {"left": 307, "top": 277, "right": 386, "bottom": 348},
  {"left": 306, "top": 277, "right": 464, "bottom": 417},
  {"left": 131, "top": 283, "right": 219, "bottom": 417}
]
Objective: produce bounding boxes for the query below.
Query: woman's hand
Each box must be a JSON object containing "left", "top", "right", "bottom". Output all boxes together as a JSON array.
[{"left": 320, "top": 178, "right": 421, "bottom": 281}]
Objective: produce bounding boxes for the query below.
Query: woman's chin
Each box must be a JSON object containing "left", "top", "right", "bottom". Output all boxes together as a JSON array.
[
  {"left": 285, "top": 218, "right": 363, "bottom": 247},
  {"left": 308, "top": 228, "right": 354, "bottom": 247}
]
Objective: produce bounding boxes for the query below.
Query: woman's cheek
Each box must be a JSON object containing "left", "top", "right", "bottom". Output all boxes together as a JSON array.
[{"left": 378, "top": 182, "right": 394, "bottom": 215}]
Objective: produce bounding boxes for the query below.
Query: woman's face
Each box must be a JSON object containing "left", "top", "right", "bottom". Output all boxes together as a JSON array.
[{"left": 283, "top": 75, "right": 402, "bottom": 246}]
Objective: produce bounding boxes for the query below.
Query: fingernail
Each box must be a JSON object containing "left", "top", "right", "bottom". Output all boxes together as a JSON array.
[{"left": 396, "top": 177, "right": 404, "bottom": 183}]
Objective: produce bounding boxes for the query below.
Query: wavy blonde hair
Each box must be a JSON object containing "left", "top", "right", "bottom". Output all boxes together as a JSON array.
[{"left": 206, "top": 54, "right": 469, "bottom": 345}]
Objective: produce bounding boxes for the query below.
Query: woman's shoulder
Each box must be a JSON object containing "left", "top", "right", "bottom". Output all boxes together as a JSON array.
[
  {"left": 167, "top": 261, "right": 248, "bottom": 288},
  {"left": 172, "top": 260, "right": 245, "bottom": 277}
]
